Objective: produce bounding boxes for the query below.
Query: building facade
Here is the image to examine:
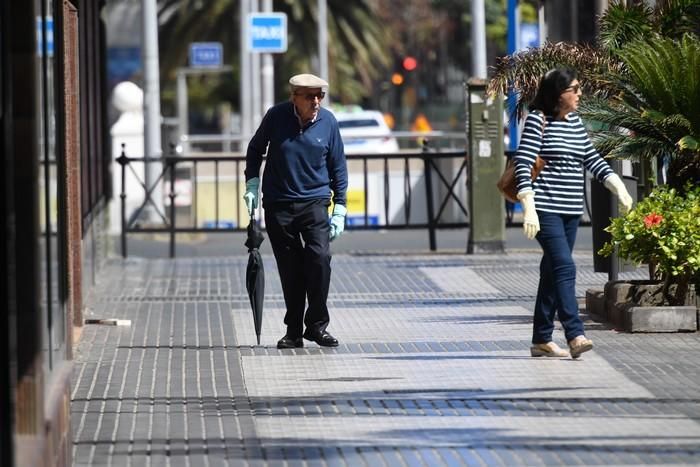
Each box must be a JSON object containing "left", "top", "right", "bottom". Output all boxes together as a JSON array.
[
  {"left": 1, "top": 1, "right": 110, "bottom": 465},
  {"left": 542, "top": 0, "right": 657, "bottom": 44}
]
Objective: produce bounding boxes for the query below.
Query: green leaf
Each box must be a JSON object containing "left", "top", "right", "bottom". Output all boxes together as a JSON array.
[{"left": 678, "top": 135, "right": 700, "bottom": 150}]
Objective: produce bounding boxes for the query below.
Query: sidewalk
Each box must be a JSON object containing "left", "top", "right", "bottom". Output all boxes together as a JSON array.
[{"left": 72, "top": 242, "right": 700, "bottom": 466}]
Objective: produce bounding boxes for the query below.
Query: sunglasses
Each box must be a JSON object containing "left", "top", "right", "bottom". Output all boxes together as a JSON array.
[
  {"left": 295, "top": 91, "right": 325, "bottom": 101},
  {"left": 564, "top": 84, "right": 581, "bottom": 93}
]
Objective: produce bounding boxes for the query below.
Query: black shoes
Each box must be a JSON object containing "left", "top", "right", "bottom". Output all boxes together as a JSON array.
[
  {"left": 303, "top": 330, "right": 339, "bottom": 347},
  {"left": 277, "top": 335, "right": 303, "bottom": 349},
  {"left": 277, "top": 330, "right": 339, "bottom": 348}
]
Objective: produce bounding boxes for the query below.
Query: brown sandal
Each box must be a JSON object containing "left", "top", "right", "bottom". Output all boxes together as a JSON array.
[
  {"left": 568, "top": 336, "right": 593, "bottom": 359},
  {"left": 530, "top": 342, "right": 570, "bottom": 358}
]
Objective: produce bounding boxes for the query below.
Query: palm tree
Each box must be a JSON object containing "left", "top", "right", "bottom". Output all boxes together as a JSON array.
[
  {"left": 486, "top": 40, "right": 625, "bottom": 122},
  {"left": 580, "top": 34, "right": 700, "bottom": 189},
  {"left": 156, "top": 0, "right": 391, "bottom": 105},
  {"left": 487, "top": 0, "right": 700, "bottom": 188}
]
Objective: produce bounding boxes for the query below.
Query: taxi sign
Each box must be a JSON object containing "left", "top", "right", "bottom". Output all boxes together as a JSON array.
[
  {"left": 189, "top": 42, "right": 223, "bottom": 68},
  {"left": 248, "top": 13, "right": 287, "bottom": 53}
]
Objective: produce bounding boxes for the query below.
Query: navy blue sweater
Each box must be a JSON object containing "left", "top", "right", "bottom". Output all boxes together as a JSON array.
[{"left": 245, "top": 101, "right": 348, "bottom": 207}]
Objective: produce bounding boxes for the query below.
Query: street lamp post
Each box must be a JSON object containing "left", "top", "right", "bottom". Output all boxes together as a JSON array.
[
  {"left": 142, "top": 0, "right": 163, "bottom": 222},
  {"left": 240, "top": 0, "right": 252, "bottom": 142},
  {"left": 470, "top": 0, "right": 487, "bottom": 79},
  {"left": 506, "top": 0, "right": 520, "bottom": 151},
  {"left": 318, "top": 0, "right": 329, "bottom": 104},
  {"left": 262, "top": 0, "right": 275, "bottom": 114}
]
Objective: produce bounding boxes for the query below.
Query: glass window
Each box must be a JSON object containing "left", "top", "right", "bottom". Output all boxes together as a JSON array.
[{"left": 36, "top": 0, "right": 66, "bottom": 381}]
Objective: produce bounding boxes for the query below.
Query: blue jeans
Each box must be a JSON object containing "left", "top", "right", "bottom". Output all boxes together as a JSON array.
[{"left": 532, "top": 212, "right": 585, "bottom": 344}]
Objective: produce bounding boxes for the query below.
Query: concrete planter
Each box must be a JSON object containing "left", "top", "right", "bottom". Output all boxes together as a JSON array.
[{"left": 586, "top": 280, "right": 699, "bottom": 332}]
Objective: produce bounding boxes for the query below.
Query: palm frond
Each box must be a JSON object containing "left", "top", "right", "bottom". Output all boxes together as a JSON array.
[
  {"left": 598, "top": 1, "right": 653, "bottom": 53},
  {"left": 582, "top": 99, "right": 695, "bottom": 146},
  {"left": 677, "top": 135, "right": 700, "bottom": 151},
  {"left": 618, "top": 34, "right": 700, "bottom": 134},
  {"left": 592, "top": 132, "right": 676, "bottom": 161},
  {"left": 655, "top": 113, "right": 693, "bottom": 134},
  {"left": 654, "top": 0, "right": 700, "bottom": 39},
  {"left": 580, "top": 98, "right": 673, "bottom": 142},
  {"left": 487, "top": 42, "right": 623, "bottom": 122},
  {"left": 680, "top": 34, "right": 700, "bottom": 132},
  {"left": 620, "top": 41, "right": 675, "bottom": 111}
]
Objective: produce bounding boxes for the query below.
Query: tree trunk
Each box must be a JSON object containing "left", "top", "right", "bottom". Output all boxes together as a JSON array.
[{"left": 662, "top": 274, "right": 691, "bottom": 306}]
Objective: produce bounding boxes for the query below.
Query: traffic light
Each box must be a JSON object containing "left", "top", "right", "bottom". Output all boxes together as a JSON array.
[
  {"left": 391, "top": 73, "right": 404, "bottom": 86},
  {"left": 402, "top": 56, "right": 417, "bottom": 71}
]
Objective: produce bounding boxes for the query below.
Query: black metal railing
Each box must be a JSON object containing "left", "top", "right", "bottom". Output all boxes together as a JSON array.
[{"left": 117, "top": 141, "right": 470, "bottom": 257}]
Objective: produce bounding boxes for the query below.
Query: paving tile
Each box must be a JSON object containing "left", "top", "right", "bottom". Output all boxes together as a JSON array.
[{"left": 72, "top": 252, "right": 700, "bottom": 466}]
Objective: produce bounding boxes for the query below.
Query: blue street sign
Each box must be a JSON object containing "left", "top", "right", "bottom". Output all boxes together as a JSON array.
[
  {"left": 36, "top": 16, "right": 54, "bottom": 57},
  {"left": 107, "top": 47, "right": 142, "bottom": 87},
  {"left": 520, "top": 23, "right": 540, "bottom": 50},
  {"left": 248, "top": 13, "right": 287, "bottom": 53},
  {"left": 189, "top": 42, "right": 223, "bottom": 68},
  {"left": 345, "top": 215, "right": 379, "bottom": 227}
]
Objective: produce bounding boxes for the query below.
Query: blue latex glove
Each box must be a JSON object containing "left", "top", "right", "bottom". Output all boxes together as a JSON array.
[
  {"left": 243, "top": 177, "right": 260, "bottom": 216},
  {"left": 329, "top": 204, "right": 347, "bottom": 241}
]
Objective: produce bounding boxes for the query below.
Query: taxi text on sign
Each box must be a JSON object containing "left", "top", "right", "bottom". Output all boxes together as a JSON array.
[
  {"left": 189, "top": 42, "right": 223, "bottom": 68},
  {"left": 247, "top": 13, "right": 288, "bottom": 53}
]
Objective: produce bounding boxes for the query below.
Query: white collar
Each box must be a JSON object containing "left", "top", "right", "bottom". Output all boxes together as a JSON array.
[{"left": 293, "top": 104, "right": 318, "bottom": 127}]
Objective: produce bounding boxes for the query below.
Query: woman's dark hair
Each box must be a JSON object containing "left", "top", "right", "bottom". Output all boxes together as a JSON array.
[{"left": 529, "top": 67, "right": 577, "bottom": 116}]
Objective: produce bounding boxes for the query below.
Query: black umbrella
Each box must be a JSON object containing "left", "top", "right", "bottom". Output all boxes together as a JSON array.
[{"left": 245, "top": 215, "right": 265, "bottom": 345}]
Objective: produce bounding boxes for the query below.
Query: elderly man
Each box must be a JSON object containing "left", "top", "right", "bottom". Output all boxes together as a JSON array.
[{"left": 243, "top": 73, "right": 348, "bottom": 349}]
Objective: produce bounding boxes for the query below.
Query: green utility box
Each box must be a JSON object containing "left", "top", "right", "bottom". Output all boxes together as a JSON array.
[{"left": 466, "top": 79, "right": 505, "bottom": 253}]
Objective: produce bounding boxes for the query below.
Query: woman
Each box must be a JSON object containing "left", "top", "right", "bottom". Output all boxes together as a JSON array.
[{"left": 514, "top": 67, "right": 633, "bottom": 359}]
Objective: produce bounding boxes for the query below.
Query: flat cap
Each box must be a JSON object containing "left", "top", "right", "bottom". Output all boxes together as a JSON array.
[{"left": 289, "top": 73, "right": 328, "bottom": 89}]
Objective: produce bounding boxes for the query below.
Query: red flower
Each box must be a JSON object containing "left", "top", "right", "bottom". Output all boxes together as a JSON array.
[{"left": 644, "top": 213, "right": 663, "bottom": 228}]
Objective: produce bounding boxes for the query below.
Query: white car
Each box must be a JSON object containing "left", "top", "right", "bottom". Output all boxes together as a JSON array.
[{"left": 333, "top": 109, "right": 400, "bottom": 155}]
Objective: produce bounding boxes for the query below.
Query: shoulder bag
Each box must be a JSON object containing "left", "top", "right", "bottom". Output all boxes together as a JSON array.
[{"left": 496, "top": 113, "right": 547, "bottom": 203}]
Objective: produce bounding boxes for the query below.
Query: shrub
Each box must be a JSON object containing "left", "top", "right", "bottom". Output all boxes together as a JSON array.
[{"left": 599, "top": 182, "right": 700, "bottom": 304}]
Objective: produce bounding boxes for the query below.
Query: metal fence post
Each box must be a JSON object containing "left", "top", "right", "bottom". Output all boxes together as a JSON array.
[
  {"left": 117, "top": 144, "right": 128, "bottom": 258},
  {"left": 609, "top": 159, "right": 622, "bottom": 282},
  {"left": 168, "top": 157, "right": 176, "bottom": 258},
  {"left": 423, "top": 139, "right": 437, "bottom": 251}
]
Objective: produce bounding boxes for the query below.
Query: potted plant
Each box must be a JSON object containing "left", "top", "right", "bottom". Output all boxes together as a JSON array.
[{"left": 599, "top": 183, "right": 700, "bottom": 307}]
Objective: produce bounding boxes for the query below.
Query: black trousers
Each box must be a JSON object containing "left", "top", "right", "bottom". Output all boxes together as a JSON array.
[{"left": 264, "top": 199, "right": 332, "bottom": 337}]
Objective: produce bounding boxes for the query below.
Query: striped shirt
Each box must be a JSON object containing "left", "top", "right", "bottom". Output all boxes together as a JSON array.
[{"left": 514, "top": 111, "right": 614, "bottom": 215}]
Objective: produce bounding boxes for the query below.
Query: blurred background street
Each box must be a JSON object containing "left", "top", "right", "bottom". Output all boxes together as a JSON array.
[{"left": 115, "top": 225, "right": 596, "bottom": 258}]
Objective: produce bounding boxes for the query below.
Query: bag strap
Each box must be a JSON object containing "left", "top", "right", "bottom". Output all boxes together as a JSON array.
[
  {"left": 529, "top": 110, "right": 548, "bottom": 159},
  {"left": 533, "top": 110, "right": 547, "bottom": 134}
]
